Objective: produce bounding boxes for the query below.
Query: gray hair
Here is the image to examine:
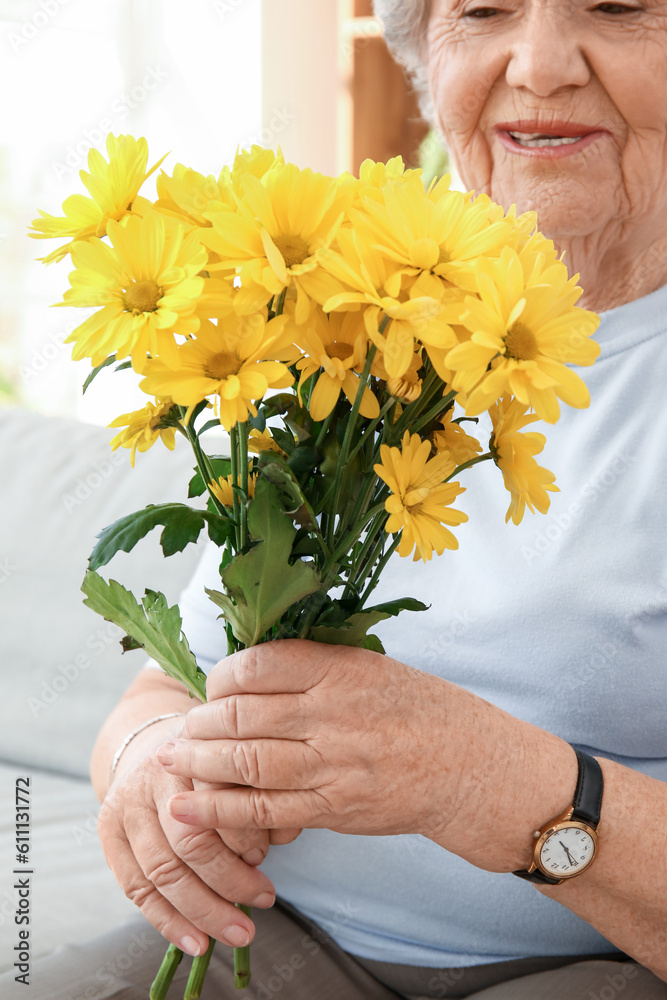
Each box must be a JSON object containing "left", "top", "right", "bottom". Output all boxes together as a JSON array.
[{"left": 372, "top": 0, "right": 433, "bottom": 121}]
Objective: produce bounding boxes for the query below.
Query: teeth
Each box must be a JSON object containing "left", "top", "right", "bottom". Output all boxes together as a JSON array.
[{"left": 508, "top": 131, "right": 584, "bottom": 148}]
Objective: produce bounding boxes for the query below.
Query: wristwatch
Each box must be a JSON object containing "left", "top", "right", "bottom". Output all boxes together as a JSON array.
[{"left": 513, "top": 747, "right": 603, "bottom": 886}]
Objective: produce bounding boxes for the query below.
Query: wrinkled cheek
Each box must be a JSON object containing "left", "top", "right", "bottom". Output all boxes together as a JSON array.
[{"left": 427, "top": 48, "right": 497, "bottom": 192}]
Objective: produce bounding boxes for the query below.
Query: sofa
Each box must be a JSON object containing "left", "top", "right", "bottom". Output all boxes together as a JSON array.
[{"left": 0, "top": 407, "right": 215, "bottom": 973}]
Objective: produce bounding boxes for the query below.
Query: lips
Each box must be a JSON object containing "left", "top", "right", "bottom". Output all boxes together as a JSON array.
[{"left": 494, "top": 120, "right": 608, "bottom": 157}]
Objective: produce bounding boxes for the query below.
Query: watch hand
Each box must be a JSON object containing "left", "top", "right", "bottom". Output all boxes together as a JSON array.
[{"left": 559, "top": 841, "right": 576, "bottom": 866}]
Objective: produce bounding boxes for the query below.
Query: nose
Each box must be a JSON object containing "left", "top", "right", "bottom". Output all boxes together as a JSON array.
[{"left": 505, "top": 5, "right": 591, "bottom": 96}]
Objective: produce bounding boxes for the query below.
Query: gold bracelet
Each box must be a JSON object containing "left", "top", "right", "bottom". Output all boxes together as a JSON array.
[{"left": 109, "top": 712, "right": 186, "bottom": 783}]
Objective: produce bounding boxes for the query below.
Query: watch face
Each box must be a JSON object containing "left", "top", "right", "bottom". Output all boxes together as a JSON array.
[{"left": 539, "top": 825, "right": 596, "bottom": 878}]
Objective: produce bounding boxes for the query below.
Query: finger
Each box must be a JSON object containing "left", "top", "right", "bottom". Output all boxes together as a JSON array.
[
  {"left": 128, "top": 808, "right": 276, "bottom": 945},
  {"left": 183, "top": 692, "right": 316, "bottom": 741},
  {"left": 167, "top": 786, "right": 330, "bottom": 831},
  {"left": 103, "top": 824, "right": 218, "bottom": 956},
  {"left": 269, "top": 828, "right": 302, "bottom": 846},
  {"left": 192, "top": 778, "right": 271, "bottom": 864},
  {"left": 206, "top": 640, "right": 331, "bottom": 700},
  {"left": 157, "top": 738, "right": 330, "bottom": 790}
]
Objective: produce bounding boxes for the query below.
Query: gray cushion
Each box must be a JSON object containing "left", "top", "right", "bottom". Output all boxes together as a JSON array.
[{"left": 0, "top": 408, "right": 209, "bottom": 778}]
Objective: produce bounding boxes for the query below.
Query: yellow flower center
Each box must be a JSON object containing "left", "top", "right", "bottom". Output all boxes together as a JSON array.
[
  {"left": 437, "top": 246, "right": 450, "bottom": 265},
  {"left": 205, "top": 351, "right": 241, "bottom": 380},
  {"left": 273, "top": 234, "right": 310, "bottom": 268},
  {"left": 327, "top": 342, "right": 354, "bottom": 362},
  {"left": 504, "top": 321, "right": 539, "bottom": 361},
  {"left": 124, "top": 280, "right": 162, "bottom": 314}
]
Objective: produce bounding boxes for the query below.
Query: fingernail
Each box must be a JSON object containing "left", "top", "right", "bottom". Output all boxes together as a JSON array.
[
  {"left": 250, "top": 892, "right": 275, "bottom": 909},
  {"left": 156, "top": 742, "right": 175, "bottom": 765},
  {"left": 169, "top": 796, "right": 197, "bottom": 823},
  {"left": 221, "top": 924, "right": 251, "bottom": 948},
  {"left": 180, "top": 935, "right": 204, "bottom": 956},
  {"left": 242, "top": 848, "right": 264, "bottom": 866}
]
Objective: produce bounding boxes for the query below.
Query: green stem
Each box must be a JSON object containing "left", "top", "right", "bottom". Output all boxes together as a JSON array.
[
  {"left": 346, "top": 397, "right": 396, "bottom": 466},
  {"left": 357, "top": 534, "right": 401, "bottom": 608},
  {"left": 230, "top": 424, "right": 241, "bottom": 550},
  {"left": 446, "top": 451, "right": 493, "bottom": 481},
  {"left": 396, "top": 388, "right": 456, "bottom": 440},
  {"left": 325, "top": 345, "right": 377, "bottom": 548},
  {"left": 238, "top": 422, "right": 249, "bottom": 550},
  {"left": 234, "top": 905, "right": 252, "bottom": 989},
  {"left": 184, "top": 937, "right": 217, "bottom": 999},
  {"left": 328, "top": 501, "right": 387, "bottom": 567},
  {"left": 180, "top": 412, "right": 228, "bottom": 519},
  {"left": 149, "top": 943, "right": 183, "bottom": 1000}
]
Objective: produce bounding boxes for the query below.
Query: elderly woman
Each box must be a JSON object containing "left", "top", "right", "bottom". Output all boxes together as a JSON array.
[{"left": 9, "top": 2, "right": 667, "bottom": 998}]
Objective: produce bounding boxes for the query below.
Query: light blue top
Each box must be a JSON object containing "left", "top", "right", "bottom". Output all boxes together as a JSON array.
[{"left": 164, "top": 282, "right": 667, "bottom": 967}]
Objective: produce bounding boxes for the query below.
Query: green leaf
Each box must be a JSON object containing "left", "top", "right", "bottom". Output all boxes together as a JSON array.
[
  {"left": 363, "top": 597, "right": 429, "bottom": 616},
  {"left": 113, "top": 360, "right": 133, "bottom": 373},
  {"left": 258, "top": 452, "right": 319, "bottom": 531},
  {"left": 287, "top": 445, "right": 319, "bottom": 476},
  {"left": 206, "top": 479, "right": 321, "bottom": 646},
  {"left": 82, "top": 354, "right": 116, "bottom": 395},
  {"left": 81, "top": 572, "right": 207, "bottom": 701},
  {"left": 188, "top": 458, "right": 232, "bottom": 498},
  {"left": 362, "top": 634, "right": 386, "bottom": 654},
  {"left": 310, "top": 610, "right": 392, "bottom": 648},
  {"left": 269, "top": 426, "right": 296, "bottom": 456},
  {"left": 89, "top": 503, "right": 233, "bottom": 569}
]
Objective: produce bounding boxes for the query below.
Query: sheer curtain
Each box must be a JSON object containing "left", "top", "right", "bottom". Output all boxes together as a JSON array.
[{"left": 0, "top": 0, "right": 264, "bottom": 424}]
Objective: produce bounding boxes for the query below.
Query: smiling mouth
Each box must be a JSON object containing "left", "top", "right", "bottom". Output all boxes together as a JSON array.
[{"left": 507, "top": 131, "right": 587, "bottom": 148}]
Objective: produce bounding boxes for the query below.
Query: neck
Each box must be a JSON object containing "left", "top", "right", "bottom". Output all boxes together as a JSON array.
[{"left": 552, "top": 230, "right": 667, "bottom": 313}]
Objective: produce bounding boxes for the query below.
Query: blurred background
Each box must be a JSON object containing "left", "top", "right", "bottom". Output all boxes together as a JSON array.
[{"left": 0, "top": 0, "right": 449, "bottom": 427}]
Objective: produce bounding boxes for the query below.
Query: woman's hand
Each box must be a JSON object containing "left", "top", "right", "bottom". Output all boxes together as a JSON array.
[
  {"left": 156, "top": 640, "right": 576, "bottom": 874},
  {"left": 98, "top": 725, "right": 278, "bottom": 957}
]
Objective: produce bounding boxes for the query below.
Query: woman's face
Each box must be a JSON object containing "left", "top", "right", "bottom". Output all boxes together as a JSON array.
[{"left": 427, "top": 0, "right": 667, "bottom": 243}]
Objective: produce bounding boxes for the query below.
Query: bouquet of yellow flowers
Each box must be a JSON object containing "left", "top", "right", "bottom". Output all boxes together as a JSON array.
[{"left": 30, "top": 134, "right": 599, "bottom": 998}]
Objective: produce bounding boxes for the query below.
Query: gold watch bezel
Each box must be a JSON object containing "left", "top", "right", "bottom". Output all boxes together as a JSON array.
[{"left": 531, "top": 807, "right": 599, "bottom": 881}]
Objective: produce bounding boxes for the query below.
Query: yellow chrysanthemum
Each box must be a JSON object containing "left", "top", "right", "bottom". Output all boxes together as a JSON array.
[
  {"left": 29, "top": 134, "right": 166, "bottom": 263},
  {"left": 445, "top": 247, "right": 600, "bottom": 423},
  {"left": 320, "top": 227, "right": 458, "bottom": 379},
  {"left": 490, "top": 396, "right": 559, "bottom": 525},
  {"left": 430, "top": 409, "right": 482, "bottom": 468},
  {"left": 294, "top": 310, "right": 379, "bottom": 421},
  {"left": 352, "top": 174, "right": 515, "bottom": 295},
  {"left": 210, "top": 473, "right": 257, "bottom": 508},
  {"left": 247, "top": 428, "right": 287, "bottom": 456},
  {"left": 108, "top": 398, "right": 177, "bottom": 467},
  {"left": 61, "top": 212, "right": 208, "bottom": 371},
  {"left": 374, "top": 430, "right": 468, "bottom": 562},
  {"left": 138, "top": 315, "right": 293, "bottom": 431},
  {"left": 199, "top": 162, "right": 353, "bottom": 320},
  {"left": 372, "top": 350, "right": 423, "bottom": 403},
  {"left": 154, "top": 163, "right": 236, "bottom": 230}
]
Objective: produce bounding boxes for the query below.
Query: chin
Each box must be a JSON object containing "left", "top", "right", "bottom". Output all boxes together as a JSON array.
[{"left": 488, "top": 173, "right": 611, "bottom": 241}]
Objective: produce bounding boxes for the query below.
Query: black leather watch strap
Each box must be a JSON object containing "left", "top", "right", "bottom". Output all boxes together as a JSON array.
[
  {"left": 512, "top": 746, "right": 603, "bottom": 885},
  {"left": 571, "top": 748, "right": 603, "bottom": 828}
]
